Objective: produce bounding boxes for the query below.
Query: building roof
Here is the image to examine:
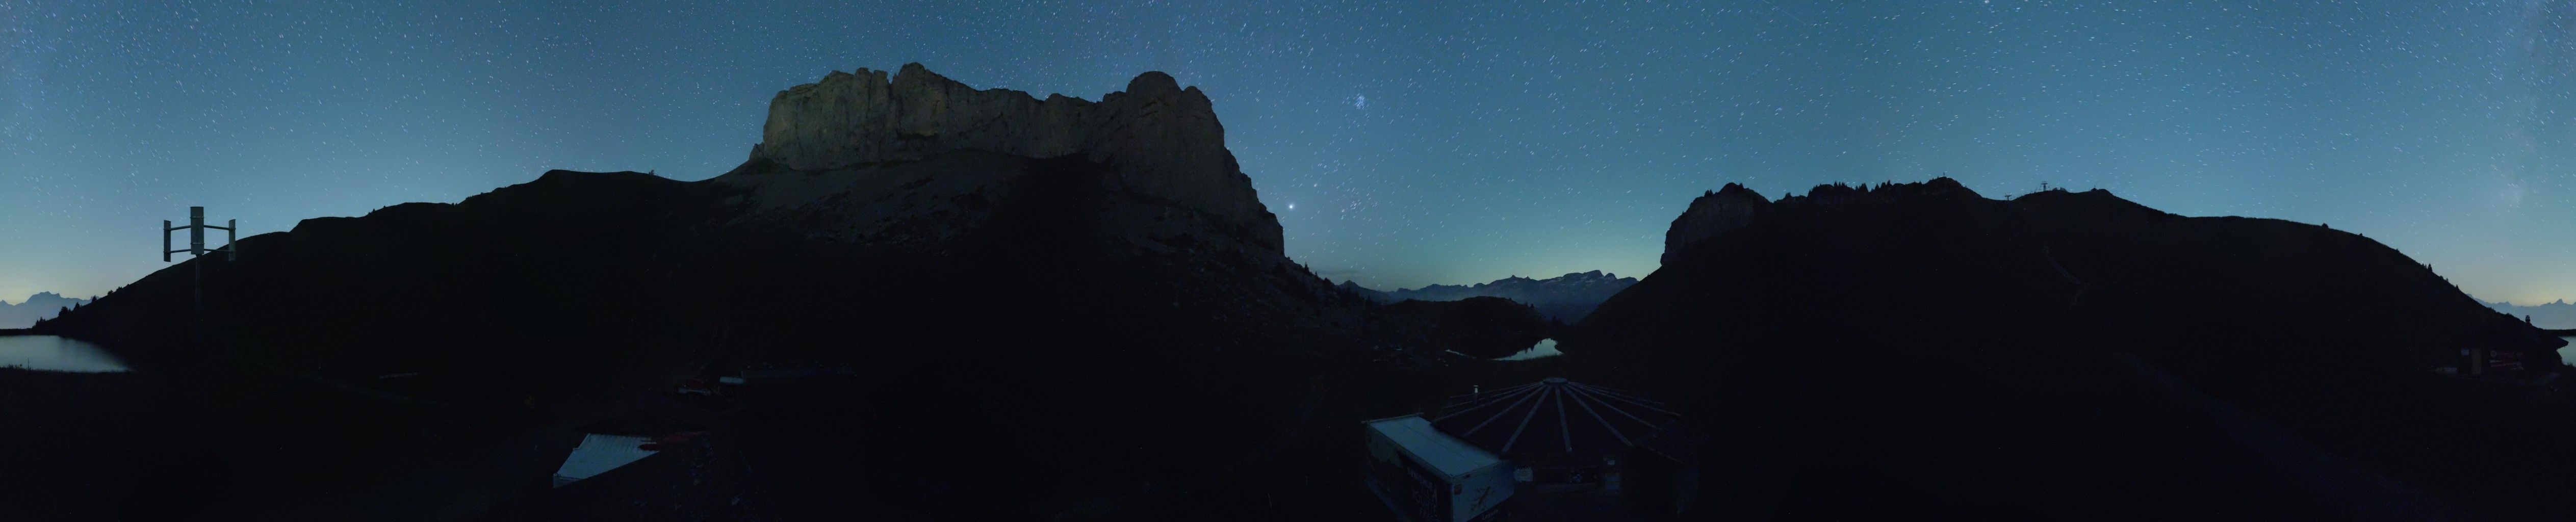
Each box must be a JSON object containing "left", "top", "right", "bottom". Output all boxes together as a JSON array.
[
  {"left": 1431, "top": 377, "right": 1682, "bottom": 456},
  {"left": 552, "top": 433, "right": 660, "bottom": 487},
  {"left": 1366, "top": 414, "right": 1507, "bottom": 479}
]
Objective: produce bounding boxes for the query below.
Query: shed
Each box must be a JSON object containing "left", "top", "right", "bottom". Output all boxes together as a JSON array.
[
  {"left": 1363, "top": 414, "right": 1517, "bottom": 522},
  {"left": 2452, "top": 318, "right": 2572, "bottom": 379}
]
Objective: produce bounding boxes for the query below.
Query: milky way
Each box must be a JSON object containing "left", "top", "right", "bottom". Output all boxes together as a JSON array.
[{"left": 2, "top": 0, "right": 2570, "bottom": 304}]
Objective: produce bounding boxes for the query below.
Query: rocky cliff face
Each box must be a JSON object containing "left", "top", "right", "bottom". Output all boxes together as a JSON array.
[
  {"left": 744, "top": 63, "right": 1282, "bottom": 251},
  {"left": 1662, "top": 182, "right": 1770, "bottom": 266},
  {"left": 1662, "top": 177, "right": 1983, "bottom": 266}
]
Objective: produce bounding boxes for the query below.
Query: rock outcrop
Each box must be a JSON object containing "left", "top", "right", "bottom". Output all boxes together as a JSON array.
[
  {"left": 1662, "top": 183, "right": 1770, "bottom": 266},
  {"left": 1662, "top": 177, "right": 1983, "bottom": 266},
  {"left": 743, "top": 63, "right": 1282, "bottom": 251},
  {"left": 1789, "top": 176, "right": 1981, "bottom": 204}
]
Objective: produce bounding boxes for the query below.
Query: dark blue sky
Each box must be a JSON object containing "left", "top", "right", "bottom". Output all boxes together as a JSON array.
[{"left": 4, "top": 0, "right": 2570, "bottom": 304}]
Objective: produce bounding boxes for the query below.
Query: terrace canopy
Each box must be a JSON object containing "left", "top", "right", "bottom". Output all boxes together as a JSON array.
[{"left": 1430, "top": 377, "right": 1681, "bottom": 457}]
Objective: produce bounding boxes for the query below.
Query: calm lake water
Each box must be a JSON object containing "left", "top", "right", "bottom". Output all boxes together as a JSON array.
[
  {"left": 2562, "top": 337, "right": 2575, "bottom": 367},
  {"left": 1494, "top": 338, "right": 1562, "bottom": 361},
  {"left": 0, "top": 335, "right": 129, "bottom": 372}
]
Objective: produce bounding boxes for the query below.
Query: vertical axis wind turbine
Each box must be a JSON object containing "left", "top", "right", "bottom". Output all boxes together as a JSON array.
[
  {"left": 163, "top": 206, "right": 237, "bottom": 344},
  {"left": 165, "top": 206, "right": 237, "bottom": 262}
]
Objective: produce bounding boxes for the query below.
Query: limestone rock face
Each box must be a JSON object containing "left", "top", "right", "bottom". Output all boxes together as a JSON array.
[
  {"left": 746, "top": 63, "right": 1282, "bottom": 251},
  {"left": 1661, "top": 177, "right": 1988, "bottom": 266},
  {"left": 1663, "top": 182, "right": 1771, "bottom": 266}
]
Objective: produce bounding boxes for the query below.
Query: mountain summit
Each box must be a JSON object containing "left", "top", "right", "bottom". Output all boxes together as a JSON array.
[
  {"left": 1662, "top": 177, "right": 1981, "bottom": 266},
  {"left": 738, "top": 63, "right": 1282, "bottom": 251},
  {"left": 1663, "top": 182, "right": 1770, "bottom": 266},
  {"left": 33, "top": 65, "right": 1425, "bottom": 521}
]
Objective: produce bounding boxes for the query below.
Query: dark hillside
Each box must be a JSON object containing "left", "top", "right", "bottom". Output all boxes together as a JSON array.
[
  {"left": 29, "top": 171, "right": 746, "bottom": 518},
  {"left": 1567, "top": 180, "right": 2574, "bottom": 520},
  {"left": 33, "top": 161, "right": 1437, "bottom": 521},
  {"left": 29, "top": 67, "right": 1481, "bottom": 521},
  {"left": 1380, "top": 296, "right": 1552, "bottom": 359}
]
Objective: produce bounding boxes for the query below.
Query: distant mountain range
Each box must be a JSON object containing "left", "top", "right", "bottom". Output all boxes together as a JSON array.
[
  {"left": 1339, "top": 270, "right": 1638, "bottom": 322},
  {"left": 2484, "top": 299, "right": 2576, "bottom": 330},
  {"left": 0, "top": 292, "right": 91, "bottom": 329}
]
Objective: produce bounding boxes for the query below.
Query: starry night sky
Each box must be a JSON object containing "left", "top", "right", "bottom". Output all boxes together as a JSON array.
[{"left": 3, "top": 0, "right": 2571, "bottom": 305}]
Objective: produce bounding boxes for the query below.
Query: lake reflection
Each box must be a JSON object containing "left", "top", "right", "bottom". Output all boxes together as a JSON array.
[
  {"left": 0, "top": 335, "right": 130, "bottom": 372},
  {"left": 2562, "top": 337, "right": 2574, "bottom": 367},
  {"left": 1494, "top": 338, "right": 1562, "bottom": 361}
]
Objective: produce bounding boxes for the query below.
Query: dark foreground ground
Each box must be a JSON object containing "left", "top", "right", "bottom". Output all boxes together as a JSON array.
[
  {"left": 0, "top": 348, "right": 1576, "bottom": 522},
  {"left": 0, "top": 368, "right": 222, "bottom": 521},
  {"left": 7, "top": 347, "right": 2559, "bottom": 521}
]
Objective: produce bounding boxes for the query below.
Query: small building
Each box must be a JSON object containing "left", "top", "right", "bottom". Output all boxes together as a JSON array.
[
  {"left": 1432, "top": 377, "right": 1700, "bottom": 518},
  {"left": 1363, "top": 414, "right": 1518, "bottom": 522},
  {"left": 2451, "top": 319, "right": 2572, "bottom": 380}
]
